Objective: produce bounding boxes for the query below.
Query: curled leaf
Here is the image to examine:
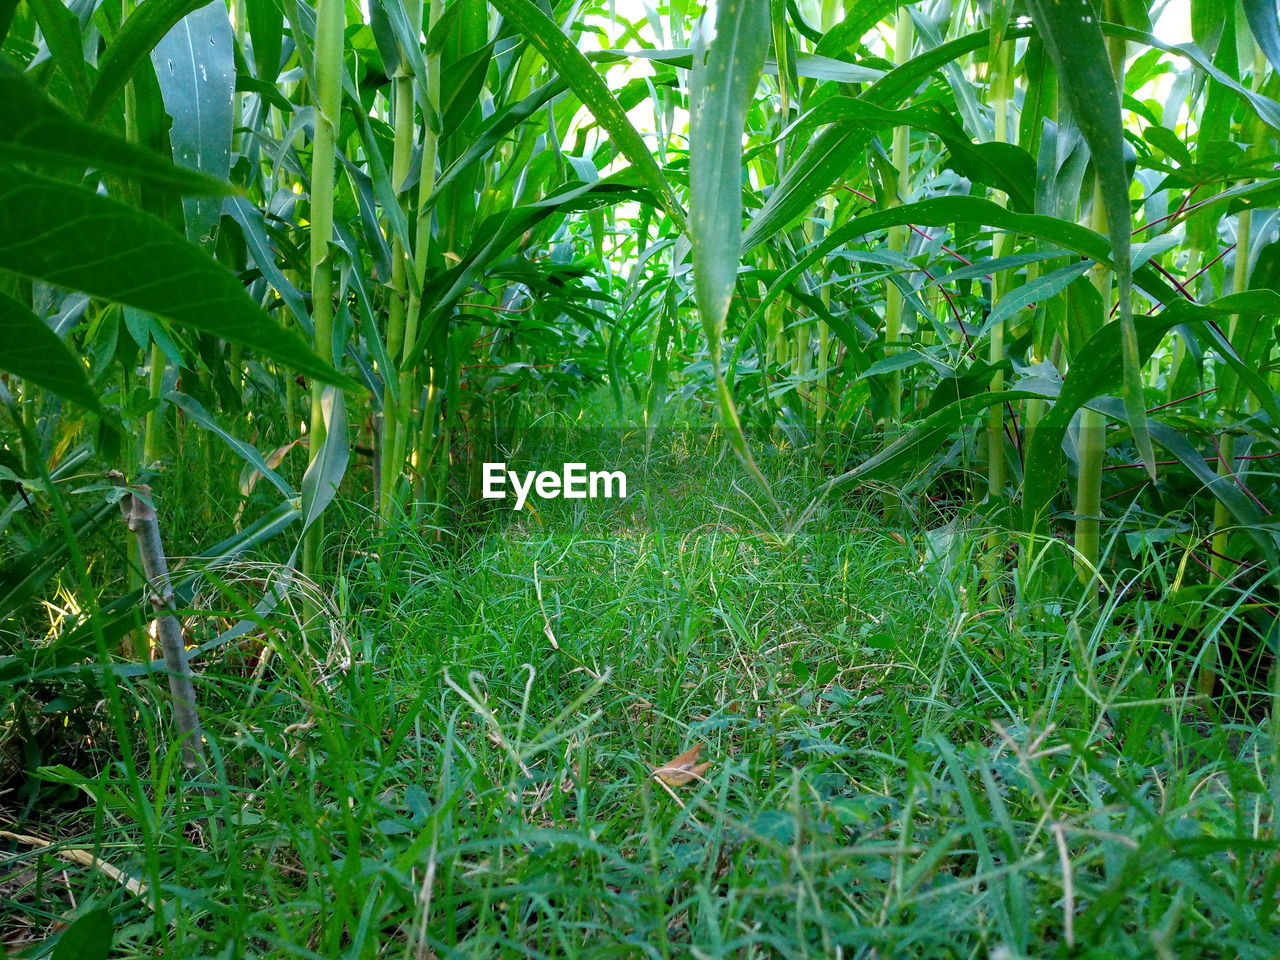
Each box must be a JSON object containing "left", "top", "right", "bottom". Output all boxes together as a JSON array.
[{"left": 653, "top": 743, "right": 712, "bottom": 786}]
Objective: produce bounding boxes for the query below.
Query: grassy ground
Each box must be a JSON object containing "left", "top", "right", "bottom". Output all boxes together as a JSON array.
[{"left": 8, "top": 428, "right": 1279, "bottom": 958}]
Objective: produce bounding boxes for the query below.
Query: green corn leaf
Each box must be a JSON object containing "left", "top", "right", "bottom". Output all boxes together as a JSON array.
[
  {"left": 741, "top": 195, "right": 1183, "bottom": 340},
  {"left": 0, "top": 291, "right": 102, "bottom": 413},
  {"left": 798, "top": 98, "right": 1036, "bottom": 210},
  {"left": 25, "top": 0, "right": 92, "bottom": 104},
  {"left": 1022, "top": 291, "right": 1280, "bottom": 535},
  {"left": 166, "top": 392, "right": 296, "bottom": 498},
  {"left": 0, "top": 169, "right": 357, "bottom": 390},
  {"left": 296, "top": 386, "right": 349, "bottom": 545},
  {"left": 984, "top": 261, "right": 1092, "bottom": 332},
  {"left": 88, "top": 0, "right": 209, "bottom": 122},
  {"left": 245, "top": 0, "right": 285, "bottom": 82},
  {"left": 594, "top": 47, "right": 884, "bottom": 83},
  {"left": 1024, "top": 0, "right": 1153, "bottom": 482},
  {"left": 825, "top": 388, "right": 1049, "bottom": 489},
  {"left": 0, "top": 0, "right": 17, "bottom": 45},
  {"left": 1086, "top": 396, "right": 1279, "bottom": 569},
  {"left": 1102, "top": 24, "right": 1280, "bottom": 131},
  {"left": 150, "top": 0, "right": 235, "bottom": 247},
  {"left": 812, "top": 0, "right": 896, "bottom": 58},
  {"left": 690, "top": 0, "right": 769, "bottom": 350},
  {"left": 1244, "top": 0, "right": 1280, "bottom": 75},
  {"left": 743, "top": 25, "right": 1028, "bottom": 251},
  {"left": 0, "top": 62, "right": 237, "bottom": 196},
  {"left": 486, "top": 0, "right": 686, "bottom": 229},
  {"left": 424, "top": 78, "right": 569, "bottom": 208},
  {"left": 690, "top": 0, "right": 773, "bottom": 501}
]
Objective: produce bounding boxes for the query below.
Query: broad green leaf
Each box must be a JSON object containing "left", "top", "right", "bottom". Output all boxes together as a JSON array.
[
  {"left": 413, "top": 180, "right": 649, "bottom": 351},
  {"left": 0, "top": 291, "right": 101, "bottom": 412},
  {"left": 1024, "top": 0, "right": 1152, "bottom": 481},
  {"left": 0, "top": 0, "right": 17, "bottom": 45},
  {"left": 88, "top": 0, "right": 209, "bottom": 122},
  {"left": 826, "top": 389, "right": 1048, "bottom": 489},
  {"left": 440, "top": 42, "right": 496, "bottom": 139},
  {"left": 150, "top": 0, "right": 235, "bottom": 247},
  {"left": 812, "top": 0, "right": 896, "bottom": 58},
  {"left": 985, "top": 261, "right": 1092, "bottom": 331},
  {"left": 1104, "top": 23, "right": 1280, "bottom": 131},
  {"left": 425, "top": 78, "right": 569, "bottom": 207},
  {"left": 295, "top": 386, "right": 349, "bottom": 549},
  {"left": 0, "top": 169, "right": 356, "bottom": 389},
  {"left": 1023, "top": 291, "right": 1280, "bottom": 534},
  {"left": 742, "top": 195, "right": 1184, "bottom": 339},
  {"left": 486, "top": 0, "right": 686, "bottom": 229},
  {"left": 50, "top": 907, "right": 113, "bottom": 960},
  {"left": 368, "top": 0, "right": 404, "bottom": 78},
  {"left": 225, "top": 196, "right": 310, "bottom": 329},
  {"left": 0, "top": 61, "right": 233, "bottom": 196},
  {"left": 594, "top": 47, "right": 883, "bottom": 83},
  {"left": 1087, "top": 396, "right": 1279, "bottom": 568}
]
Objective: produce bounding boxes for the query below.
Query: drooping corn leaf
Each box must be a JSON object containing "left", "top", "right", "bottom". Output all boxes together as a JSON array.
[
  {"left": 0, "top": 61, "right": 234, "bottom": 196},
  {"left": 0, "top": 169, "right": 356, "bottom": 389},
  {"left": 1022, "top": 291, "right": 1280, "bottom": 535},
  {"left": 0, "top": 291, "right": 101, "bottom": 413},
  {"left": 1024, "top": 0, "right": 1153, "bottom": 482},
  {"left": 689, "top": 0, "right": 773, "bottom": 499}
]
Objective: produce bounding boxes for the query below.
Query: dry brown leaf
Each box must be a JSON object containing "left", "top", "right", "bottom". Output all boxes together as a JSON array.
[
  {"left": 652, "top": 744, "right": 712, "bottom": 786},
  {"left": 0, "top": 829, "right": 150, "bottom": 900}
]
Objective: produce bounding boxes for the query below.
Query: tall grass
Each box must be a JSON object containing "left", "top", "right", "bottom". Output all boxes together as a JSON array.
[{"left": 6, "top": 428, "right": 1277, "bottom": 956}]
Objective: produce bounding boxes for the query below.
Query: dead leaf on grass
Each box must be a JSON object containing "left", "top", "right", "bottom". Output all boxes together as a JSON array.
[{"left": 652, "top": 744, "right": 712, "bottom": 786}]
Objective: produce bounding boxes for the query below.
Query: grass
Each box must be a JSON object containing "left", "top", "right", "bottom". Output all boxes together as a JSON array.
[{"left": 5, "top": 425, "right": 1278, "bottom": 958}]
